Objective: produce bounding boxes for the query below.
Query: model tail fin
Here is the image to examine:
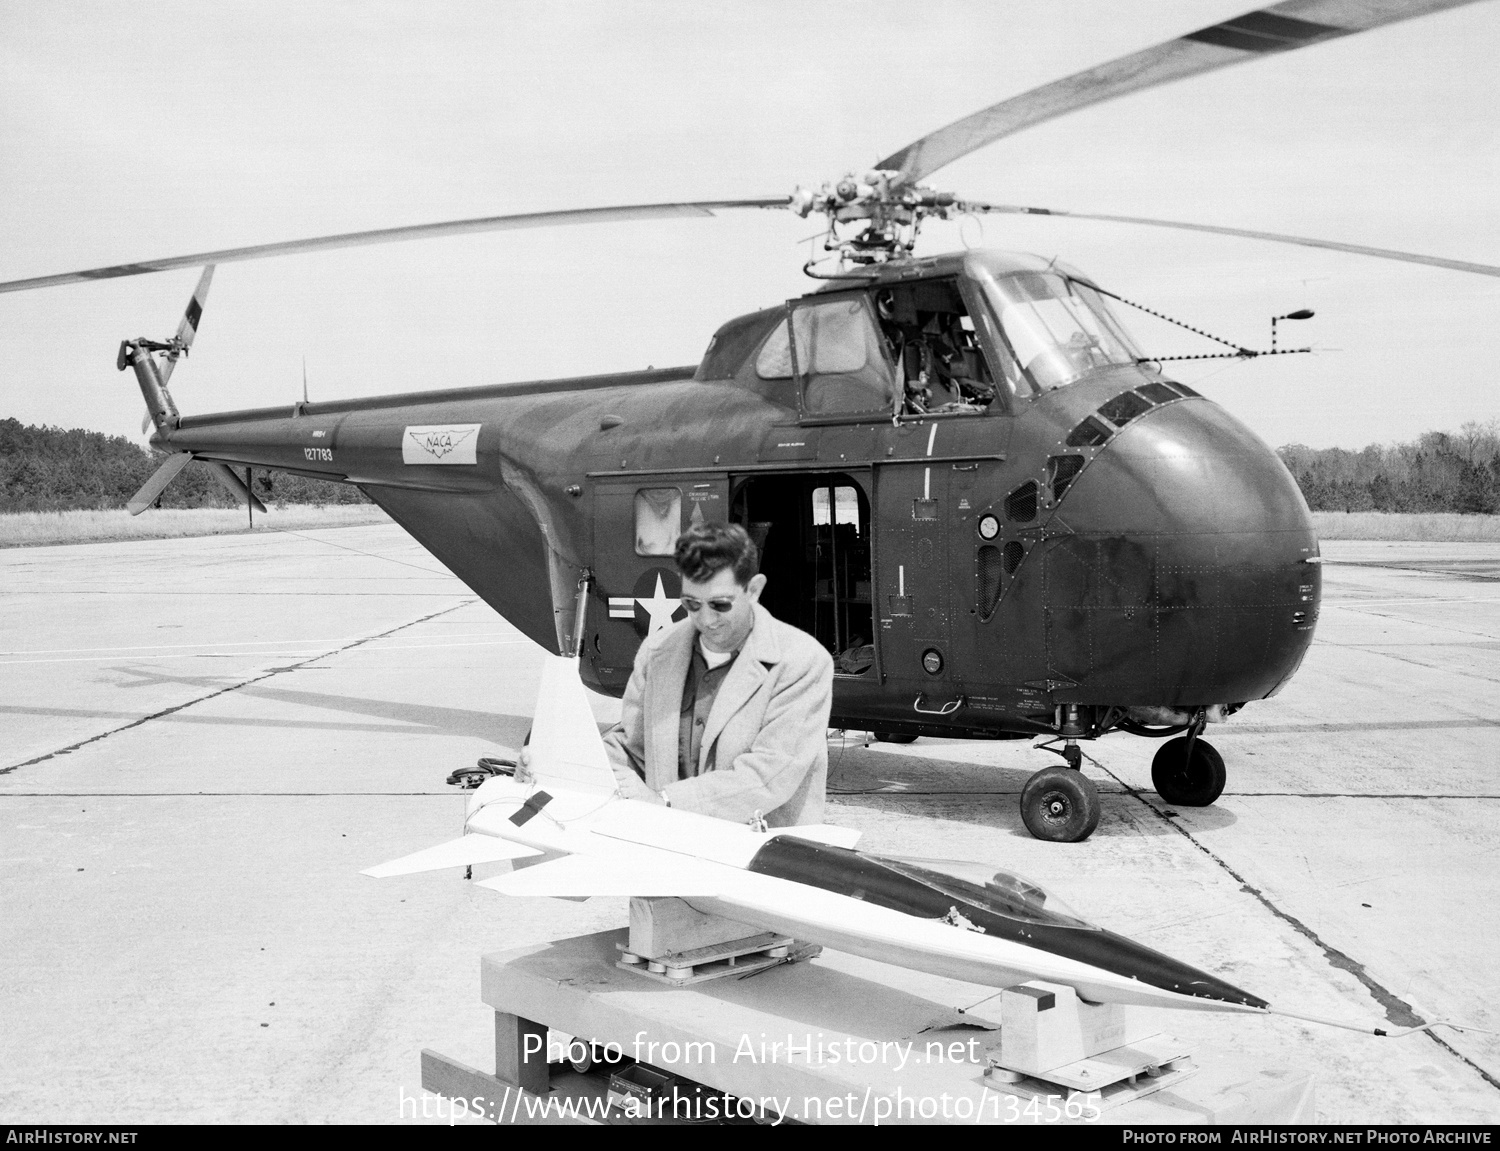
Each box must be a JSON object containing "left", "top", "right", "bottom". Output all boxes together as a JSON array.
[{"left": 525, "top": 655, "right": 619, "bottom": 795}]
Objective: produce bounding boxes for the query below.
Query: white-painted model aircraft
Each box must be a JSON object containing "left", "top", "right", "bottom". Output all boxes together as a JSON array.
[{"left": 365, "top": 656, "right": 1271, "bottom": 1017}]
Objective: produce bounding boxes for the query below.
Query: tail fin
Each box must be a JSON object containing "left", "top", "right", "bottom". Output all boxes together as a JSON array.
[{"left": 524, "top": 655, "right": 619, "bottom": 795}]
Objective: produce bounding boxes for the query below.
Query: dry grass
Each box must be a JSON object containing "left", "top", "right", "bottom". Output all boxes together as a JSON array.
[
  {"left": 0, "top": 504, "right": 391, "bottom": 548},
  {"left": 1310, "top": 511, "right": 1500, "bottom": 542}
]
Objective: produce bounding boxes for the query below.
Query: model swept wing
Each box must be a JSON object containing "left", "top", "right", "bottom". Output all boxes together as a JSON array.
[
  {"left": 0, "top": 200, "right": 789, "bottom": 295},
  {"left": 959, "top": 201, "right": 1500, "bottom": 279},
  {"left": 476, "top": 852, "right": 745, "bottom": 898},
  {"left": 877, "top": 0, "right": 1485, "bottom": 182}
]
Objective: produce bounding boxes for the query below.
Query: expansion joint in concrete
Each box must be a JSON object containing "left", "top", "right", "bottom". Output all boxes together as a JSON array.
[
  {"left": 0, "top": 600, "right": 476, "bottom": 777},
  {"left": 1088, "top": 755, "right": 1500, "bottom": 1095}
]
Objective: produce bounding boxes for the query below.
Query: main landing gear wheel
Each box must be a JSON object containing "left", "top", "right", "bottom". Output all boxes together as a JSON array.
[
  {"left": 872, "top": 732, "right": 917, "bottom": 744},
  {"left": 1020, "top": 767, "right": 1101, "bottom": 843},
  {"left": 1151, "top": 737, "right": 1226, "bottom": 807}
]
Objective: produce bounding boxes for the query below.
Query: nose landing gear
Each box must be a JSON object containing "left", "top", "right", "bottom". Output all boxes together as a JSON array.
[{"left": 1020, "top": 738, "right": 1100, "bottom": 843}]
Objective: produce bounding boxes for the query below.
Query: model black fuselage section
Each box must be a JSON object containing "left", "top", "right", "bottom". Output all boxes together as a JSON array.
[
  {"left": 748, "top": 836, "right": 1266, "bottom": 1009},
  {"left": 156, "top": 249, "right": 1319, "bottom": 741}
]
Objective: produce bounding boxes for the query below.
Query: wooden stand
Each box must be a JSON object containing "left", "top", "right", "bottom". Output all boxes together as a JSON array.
[
  {"left": 975, "top": 980, "right": 1198, "bottom": 1113},
  {"left": 614, "top": 897, "right": 800, "bottom": 985},
  {"left": 416, "top": 930, "right": 1315, "bottom": 1125}
]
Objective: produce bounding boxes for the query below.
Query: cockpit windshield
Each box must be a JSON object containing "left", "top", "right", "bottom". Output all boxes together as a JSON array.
[
  {"left": 875, "top": 856, "right": 1097, "bottom": 929},
  {"left": 974, "top": 268, "right": 1143, "bottom": 393}
]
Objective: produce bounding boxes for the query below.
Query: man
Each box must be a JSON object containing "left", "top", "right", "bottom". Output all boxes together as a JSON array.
[{"left": 603, "top": 521, "right": 833, "bottom": 827}]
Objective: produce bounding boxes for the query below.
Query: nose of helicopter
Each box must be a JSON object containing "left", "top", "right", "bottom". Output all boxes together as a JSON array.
[{"left": 1038, "top": 395, "right": 1320, "bottom": 706}]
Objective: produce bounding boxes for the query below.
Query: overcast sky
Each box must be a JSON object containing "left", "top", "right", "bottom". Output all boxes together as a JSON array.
[{"left": 2, "top": 0, "right": 1497, "bottom": 451}]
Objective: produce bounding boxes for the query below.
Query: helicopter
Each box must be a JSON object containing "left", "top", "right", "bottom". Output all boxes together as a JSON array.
[{"left": 4, "top": 0, "right": 1498, "bottom": 843}]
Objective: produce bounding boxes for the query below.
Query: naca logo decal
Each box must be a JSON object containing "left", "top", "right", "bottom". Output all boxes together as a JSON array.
[
  {"left": 402, "top": 424, "right": 481, "bottom": 465},
  {"left": 609, "top": 568, "right": 688, "bottom": 636}
]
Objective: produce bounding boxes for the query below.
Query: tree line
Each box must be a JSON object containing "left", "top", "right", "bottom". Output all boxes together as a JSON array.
[
  {"left": 1277, "top": 421, "right": 1500, "bottom": 515},
  {"left": 0, "top": 419, "right": 368, "bottom": 512}
]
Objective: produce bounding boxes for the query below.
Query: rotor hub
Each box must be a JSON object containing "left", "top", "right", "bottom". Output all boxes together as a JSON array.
[{"left": 791, "top": 169, "right": 959, "bottom": 267}]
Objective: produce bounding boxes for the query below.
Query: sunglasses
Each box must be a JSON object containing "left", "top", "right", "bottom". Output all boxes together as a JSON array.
[{"left": 681, "top": 596, "right": 740, "bottom": 614}]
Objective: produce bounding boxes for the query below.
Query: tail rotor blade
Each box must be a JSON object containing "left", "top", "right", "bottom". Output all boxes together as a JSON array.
[
  {"left": 126, "top": 452, "right": 193, "bottom": 515},
  {"left": 207, "top": 462, "right": 268, "bottom": 514},
  {"left": 161, "top": 265, "right": 215, "bottom": 387},
  {"left": 141, "top": 410, "right": 153, "bottom": 435}
]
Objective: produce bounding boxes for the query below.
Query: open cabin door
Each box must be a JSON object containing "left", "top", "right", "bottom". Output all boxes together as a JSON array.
[{"left": 589, "top": 475, "right": 728, "bottom": 692}]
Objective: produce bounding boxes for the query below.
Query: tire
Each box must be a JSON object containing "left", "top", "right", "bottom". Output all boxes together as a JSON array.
[
  {"left": 568, "top": 1041, "right": 609, "bottom": 1075},
  {"left": 1020, "top": 767, "right": 1101, "bottom": 842},
  {"left": 872, "top": 731, "right": 918, "bottom": 744},
  {"left": 1151, "top": 737, "right": 1227, "bottom": 807}
]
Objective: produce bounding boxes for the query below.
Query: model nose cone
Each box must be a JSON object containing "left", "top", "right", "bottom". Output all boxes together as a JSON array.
[
  {"left": 1037, "top": 398, "right": 1320, "bottom": 705},
  {"left": 1091, "top": 928, "right": 1268, "bottom": 1009}
]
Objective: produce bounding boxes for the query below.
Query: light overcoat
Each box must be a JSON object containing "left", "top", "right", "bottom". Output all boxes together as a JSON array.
[{"left": 602, "top": 603, "right": 833, "bottom": 826}]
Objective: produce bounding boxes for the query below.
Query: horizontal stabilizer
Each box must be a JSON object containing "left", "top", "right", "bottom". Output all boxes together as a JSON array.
[
  {"left": 476, "top": 853, "right": 738, "bottom": 898},
  {"left": 361, "top": 833, "right": 541, "bottom": 878},
  {"left": 207, "top": 461, "right": 268, "bottom": 514},
  {"left": 126, "top": 452, "right": 194, "bottom": 515}
]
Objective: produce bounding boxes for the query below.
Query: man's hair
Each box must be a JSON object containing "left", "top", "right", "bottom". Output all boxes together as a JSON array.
[{"left": 674, "top": 521, "right": 759, "bottom": 586}]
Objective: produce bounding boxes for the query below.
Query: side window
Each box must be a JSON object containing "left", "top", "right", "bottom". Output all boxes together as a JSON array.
[
  {"left": 755, "top": 322, "right": 793, "bottom": 379},
  {"left": 791, "top": 297, "right": 896, "bottom": 416},
  {"left": 634, "top": 488, "right": 681, "bottom": 556}
]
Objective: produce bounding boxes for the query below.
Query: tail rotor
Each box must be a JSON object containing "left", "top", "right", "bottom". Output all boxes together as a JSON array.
[{"left": 121, "top": 265, "right": 264, "bottom": 516}]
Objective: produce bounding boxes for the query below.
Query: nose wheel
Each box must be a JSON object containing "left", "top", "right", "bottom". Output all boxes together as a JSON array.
[
  {"left": 1150, "top": 736, "right": 1226, "bottom": 807},
  {"left": 1020, "top": 765, "right": 1101, "bottom": 842}
]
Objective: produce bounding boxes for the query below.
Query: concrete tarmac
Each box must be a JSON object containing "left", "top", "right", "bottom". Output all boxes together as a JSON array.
[{"left": 1, "top": 526, "right": 1497, "bottom": 1124}]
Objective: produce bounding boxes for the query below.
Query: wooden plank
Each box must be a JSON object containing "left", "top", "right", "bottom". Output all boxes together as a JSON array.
[
  {"left": 419, "top": 1049, "right": 512, "bottom": 1123},
  {"left": 495, "top": 1011, "right": 549, "bottom": 1094}
]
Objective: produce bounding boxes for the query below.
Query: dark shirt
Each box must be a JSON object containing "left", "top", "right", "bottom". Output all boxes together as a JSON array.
[{"left": 678, "top": 642, "right": 738, "bottom": 779}]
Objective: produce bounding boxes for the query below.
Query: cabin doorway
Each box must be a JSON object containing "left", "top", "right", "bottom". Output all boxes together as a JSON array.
[{"left": 730, "top": 472, "right": 874, "bottom": 676}]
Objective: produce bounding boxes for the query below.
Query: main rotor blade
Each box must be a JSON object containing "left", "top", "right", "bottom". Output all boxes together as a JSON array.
[
  {"left": 879, "top": 0, "right": 1485, "bottom": 183},
  {"left": 959, "top": 201, "right": 1500, "bottom": 278},
  {"left": 0, "top": 199, "right": 790, "bottom": 295}
]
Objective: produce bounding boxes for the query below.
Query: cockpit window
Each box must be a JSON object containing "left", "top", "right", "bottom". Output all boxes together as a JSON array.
[
  {"left": 873, "top": 277, "right": 1005, "bottom": 416},
  {"left": 975, "top": 269, "right": 1143, "bottom": 393}
]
